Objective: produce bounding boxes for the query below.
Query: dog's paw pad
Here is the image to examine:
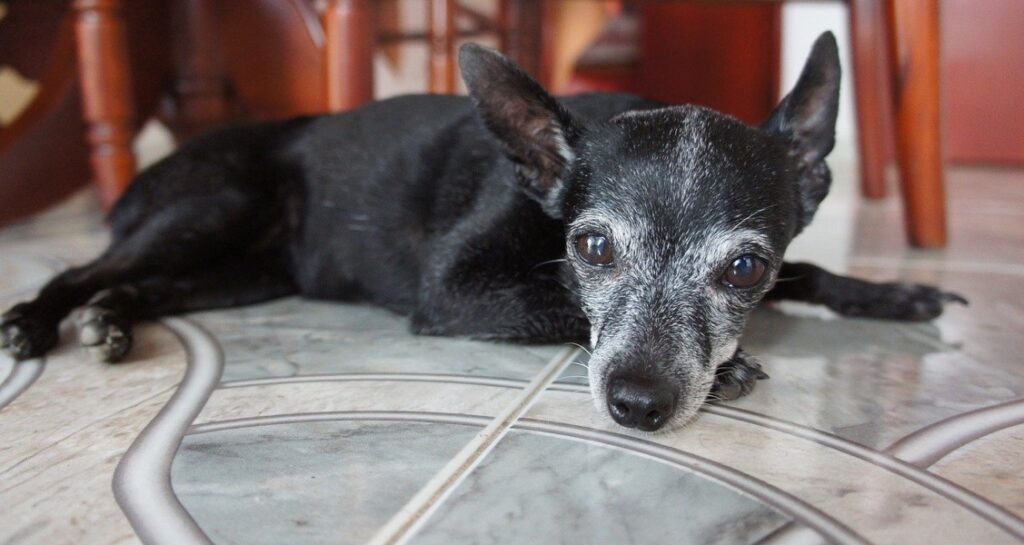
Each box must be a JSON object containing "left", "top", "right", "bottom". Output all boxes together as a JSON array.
[
  {"left": 711, "top": 350, "right": 768, "bottom": 402},
  {"left": 1, "top": 308, "right": 57, "bottom": 361},
  {"left": 77, "top": 307, "right": 132, "bottom": 363}
]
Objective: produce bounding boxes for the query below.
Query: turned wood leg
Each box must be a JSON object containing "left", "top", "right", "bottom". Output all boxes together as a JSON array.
[
  {"left": 499, "top": 0, "right": 544, "bottom": 80},
  {"left": 323, "top": 0, "right": 374, "bottom": 112},
  {"left": 73, "top": 0, "right": 136, "bottom": 208},
  {"left": 850, "top": 0, "right": 897, "bottom": 199},
  {"left": 168, "top": 0, "right": 230, "bottom": 140},
  {"left": 428, "top": 0, "right": 456, "bottom": 94},
  {"left": 888, "top": 0, "right": 948, "bottom": 247}
]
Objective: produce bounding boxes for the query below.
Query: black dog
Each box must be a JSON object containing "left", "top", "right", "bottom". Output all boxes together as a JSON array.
[{"left": 1, "top": 33, "right": 963, "bottom": 431}]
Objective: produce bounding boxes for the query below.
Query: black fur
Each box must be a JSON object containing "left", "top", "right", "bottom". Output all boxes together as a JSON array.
[{"left": 1, "top": 34, "right": 964, "bottom": 429}]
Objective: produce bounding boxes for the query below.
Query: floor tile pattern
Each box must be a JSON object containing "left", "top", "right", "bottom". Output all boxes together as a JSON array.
[{"left": 2, "top": 165, "right": 1024, "bottom": 544}]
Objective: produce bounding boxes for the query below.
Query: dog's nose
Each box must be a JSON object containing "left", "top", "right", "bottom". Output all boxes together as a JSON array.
[{"left": 606, "top": 373, "right": 677, "bottom": 431}]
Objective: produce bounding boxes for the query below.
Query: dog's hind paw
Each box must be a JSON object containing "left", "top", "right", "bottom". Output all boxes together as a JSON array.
[
  {"left": 1, "top": 305, "right": 58, "bottom": 361},
  {"left": 711, "top": 349, "right": 769, "bottom": 402},
  {"left": 77, "top": 306, "right": 132, "bottom": 363},
  {"left": 832, "top": 282, "right": 967, "bottom": 322}
]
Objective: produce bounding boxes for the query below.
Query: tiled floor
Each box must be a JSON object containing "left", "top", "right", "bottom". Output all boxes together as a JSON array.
[{"left": 2, "top": 159, "right": 1023, "bottom": 544}]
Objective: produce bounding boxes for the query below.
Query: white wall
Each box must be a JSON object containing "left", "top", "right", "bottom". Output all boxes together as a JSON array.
[{"left": 780, "top": 1, "right": 856, "bottom": 143}]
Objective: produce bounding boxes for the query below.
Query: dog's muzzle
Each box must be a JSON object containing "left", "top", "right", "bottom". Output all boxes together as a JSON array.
[{"left": 605, "top": 371, "right": 678, "bottom": 431}]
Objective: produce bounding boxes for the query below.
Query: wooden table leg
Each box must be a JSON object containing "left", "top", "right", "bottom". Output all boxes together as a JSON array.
[
  {"left": 323, "top": 0, "right": 374, "bottom": 112},
  {"left": 73, "top": 0, "right": 136, "bottom": 208},
  {"left": 850, "top": 0, "right": 896, "bottom": 199},
  {"left": 428, "top": 0, "right": 456, "bottom": 94},
  {"left": 889, "top": 0, "right": 948, "bottom": 247}
]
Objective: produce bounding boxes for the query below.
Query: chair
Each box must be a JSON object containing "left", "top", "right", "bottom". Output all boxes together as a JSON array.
[{"left": 48, "top": 0, "right": 949, "bottom": 247}]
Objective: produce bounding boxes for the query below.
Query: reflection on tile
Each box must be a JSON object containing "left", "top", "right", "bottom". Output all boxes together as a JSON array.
[
  {"left": 195, "top": 299, "right": 563, "bottom": 382},
  {"left": 173, "top": 421, "right": 480, "bottom": 545},
  {"left": 409, "top": 429, "right": 787, "bottom": 545},
  {"left": 932, "top": 424, "right": 1024, "bottom": 518},
  {"left": 523, "top": 391, "right": 1016, "bottom": 544},
  {"left": 850, "top": 168, "right": 1024, "bottom": 270},
  {"left": 727, "top": 262, "right": 1024, "bottom": 449}
]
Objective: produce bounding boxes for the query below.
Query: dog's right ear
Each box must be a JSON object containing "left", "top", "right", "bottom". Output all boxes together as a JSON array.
[{"left": 459, "top": 43, "right": 579, "bottom": 218}]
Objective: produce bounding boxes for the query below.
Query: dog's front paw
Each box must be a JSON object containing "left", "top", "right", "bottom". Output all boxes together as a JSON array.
[
  {"left": 77, "top": 306, "right": 133, "bottom": 363},
  {"left": 711, "top": 349, "right": 769, "bottom": 402},
  {"left": 1, "top": 304, "right": 59, "bottom": 361},
  {"left": 832, "top": 282, "right": 967, "bottom": 322}
]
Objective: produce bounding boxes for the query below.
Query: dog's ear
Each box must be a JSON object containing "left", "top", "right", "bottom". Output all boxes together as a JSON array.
[
  {"left": 763, "top": 32, "right": 841, "bottom": 229},
  {"left": 459, "top": 43, "right": 580, "bottom": 218}
]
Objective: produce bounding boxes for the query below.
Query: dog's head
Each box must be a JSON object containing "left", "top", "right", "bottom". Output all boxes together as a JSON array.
[{"left": 460, "top": 33, "right": 840, "bottom": 431}]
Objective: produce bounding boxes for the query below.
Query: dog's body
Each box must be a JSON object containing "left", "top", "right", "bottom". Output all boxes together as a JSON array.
[{"left": 1, "top": 34, "right": 963, "bottom": 431}]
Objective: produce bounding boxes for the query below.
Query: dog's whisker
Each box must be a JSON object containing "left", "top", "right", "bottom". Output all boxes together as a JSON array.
[
  {"left": 569, "top": 361, "right": 590, "bottom": 371},
  {"left": 530, "top": 258, "right": 567, "bottom": 273},
  {"left": 566, "top": 342, "right": 592, "bottom": 356},
  {"left": 559, "top": 375, "right": 590, "bottom": 381},
  {"left": 734, "top": 204, "right": 777, "bottom": 229}
]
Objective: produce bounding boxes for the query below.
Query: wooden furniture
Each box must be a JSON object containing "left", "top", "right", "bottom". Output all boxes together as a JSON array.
[
  {"left": 852, "top": 0, "right": 946, "bottom": 247},
  {"left": 573, "top": 0, "right": 947, "bottom": 247},
  {"left": 3, "top": 0, "right": 946, "bottom": 247}
]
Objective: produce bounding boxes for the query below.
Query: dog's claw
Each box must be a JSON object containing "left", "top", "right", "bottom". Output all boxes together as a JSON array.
[
  {"left": 1, "top": 306, "right": 57, "bottom": 361},
  {"left": 711, "top": 349, "right": 767, "bottom": 402},
  {"left": 77, "top": 306, "right": 132, "bottom": 363}
]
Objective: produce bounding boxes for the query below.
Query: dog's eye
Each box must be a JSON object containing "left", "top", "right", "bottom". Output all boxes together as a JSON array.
[
  {"left": 575, "top": 234, "right": 614, "bottom": 266},
  {"left": 722, "top": 255, "right": 768, "bottom": 288}
]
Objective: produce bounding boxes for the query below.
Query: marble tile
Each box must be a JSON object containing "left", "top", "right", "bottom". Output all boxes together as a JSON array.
[
  {"left": 523, "top": 390, "right": 1018, "bottom": 544},
  {"left": 931, "top": 424, "right": 1024, "bottom": 518},
  {"left": 173, "top": 420, "right": 481, "bottom": 545},
  {"left": 194, "top": 299, "right": 563, "bottom": 382},
  {"left": 0, "top": 323, "right": 185, "bottom": 545},
  {"left": 408, "top": 429, "right": 788, "bottom": 545},
  {"left": 734, "top": 304, "right": 1023, "bottom": 449},
  {"left": 849, "top": 169, "right": 1024, "bottom": 271},
  {"left": 196, "top": 381, "right": 524, "bottom": 425}
]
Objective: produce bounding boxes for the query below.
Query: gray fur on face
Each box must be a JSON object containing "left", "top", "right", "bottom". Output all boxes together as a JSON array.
[{"left": 565, "top": 106, "right": 791, "bottom": 430}]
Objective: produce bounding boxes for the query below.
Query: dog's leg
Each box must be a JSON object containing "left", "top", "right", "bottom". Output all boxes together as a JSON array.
[
  {"left": 711, "top": 348, "right": 769, "bottom": 401},
  {"left": 76, "top": 256, "right": 295, "bottom": 362},
  {"left": 767, "top": 261, "right": 967, "bottom": 320}
]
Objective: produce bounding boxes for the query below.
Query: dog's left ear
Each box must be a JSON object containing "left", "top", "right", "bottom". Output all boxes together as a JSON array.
[
  {"left": 763, "top": 32, "right": 841, "bottom": 230},
  {"left": 459, "top": 43, "right": 580, "bottom": 218}
]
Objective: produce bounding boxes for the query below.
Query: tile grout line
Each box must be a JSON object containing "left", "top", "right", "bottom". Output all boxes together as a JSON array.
[{"left": 364, "top": 346, "right": 579, "bottom": 545}]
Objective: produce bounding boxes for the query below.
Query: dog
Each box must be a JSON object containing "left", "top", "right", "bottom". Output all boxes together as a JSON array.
[{"left": 1, "top": 33, "right": 964, "bottom": 431}]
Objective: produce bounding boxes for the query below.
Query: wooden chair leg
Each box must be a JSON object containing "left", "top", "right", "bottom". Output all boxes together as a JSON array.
[
  {"left": 849, "top": 0, "right": 895, "bottom": 199},
  {"left": 323, "top": 0, "right": 374, "bottom": 112},
  {"left": 73, "top": 0, "right": 137, "bottom": 209},
  {"left": 428, "top": 0, "right": 456, "bottom": 94},
  {"left": 168, "top": 0, "right": 231, "bottom": 140},
  {"left": 888, "top": 0, "right": 948, "bottom": 247}
]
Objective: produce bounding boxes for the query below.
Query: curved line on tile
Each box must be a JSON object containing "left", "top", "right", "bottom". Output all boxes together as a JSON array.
[
  {"left": 752, "top": 521, "right": 828, "bottom": 545},
  {"left": 703, "top": 404, "right": 1024, "bottom": 540},
  {"left": 0, "top": 358, "right": 45, "bottom": 410},
  {"left": 555, "top": 383, "right": 1024, "bottom": 540},
  {"left": 186, "top": 411, "right": 863, "bottom": 545},
  {"left": 885, "top": 398, "right": 1024, "bottom": 467},
  {"left": 219, "top": 373, "right": 531, "bottom": 390},
  {"left": 517, "top": 419, "right": 870, "bottom": 545},
  {"left": 113, "top": 318, "right": 222, "bottom": 545},
  {"left": 208, "top": 373, "right": 1024, "bottom": 539}
]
